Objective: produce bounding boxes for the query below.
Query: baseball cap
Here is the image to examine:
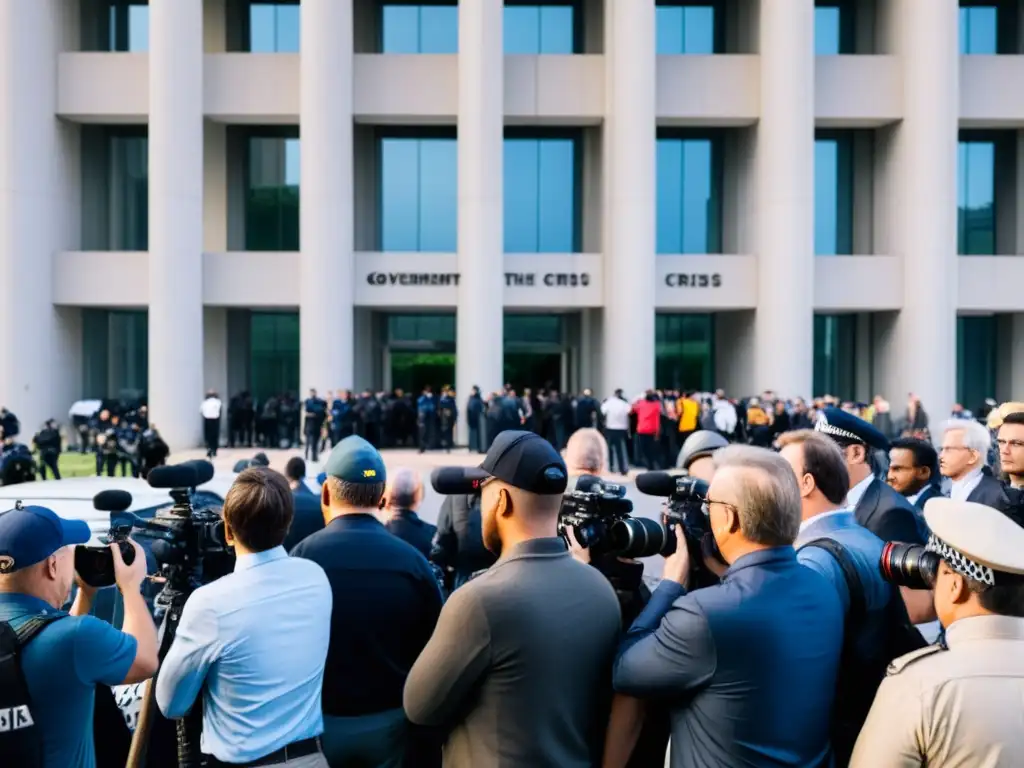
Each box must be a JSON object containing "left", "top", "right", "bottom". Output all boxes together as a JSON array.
[
  {"left": 462, "top": 430, "right": 568, "bottom": 495},
  {"left": 0, "top": 504, "right": 91, "bottom": 574},
  {"left": 322, "top": 435, "right": 387, "bottom": 485}
]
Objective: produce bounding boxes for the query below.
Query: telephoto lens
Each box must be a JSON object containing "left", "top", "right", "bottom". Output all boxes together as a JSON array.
[
  {"left": 607, "top": 517, "right": 670, "bottom": 559},
  {"left": 879, "top": 541, "right": 940, "bottom": 590}
]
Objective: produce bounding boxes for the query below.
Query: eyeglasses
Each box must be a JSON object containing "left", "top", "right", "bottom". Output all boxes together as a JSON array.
[
  {"left": 939, "top": 446, "right": 973, "bottom": 454},
  {"left": 998, "top": 438, "right": 1024, "bottom": 450},
  {"left": 701, "top": 497, "right": 738, "bottom": 518}
]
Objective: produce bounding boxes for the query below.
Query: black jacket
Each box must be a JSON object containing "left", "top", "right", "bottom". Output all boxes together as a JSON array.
[
  {"left": 284, "top": 485, "right": 325, "bottom": 552},
  {"left": 854, "top": 477, "right": 926, "bottom": 544},
  {"left": 966, "top": 471, "right": 1011, "bottom": 512},
  {"left": 913, "top": 484, "right": 945, "bottom": 511},
  {"left": 386, "top": 509, "right": 437, "bottom": 559},
  {"left": 430, "top": 493, "right": 497, "bottom": 588}
]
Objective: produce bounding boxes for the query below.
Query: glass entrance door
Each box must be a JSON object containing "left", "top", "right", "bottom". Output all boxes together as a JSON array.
[
  {"left": 389, "top": 351, "right": 456, "bottom": 395},
  {"left": 504, "top": 352, "right": 562, "bottom": 392}
]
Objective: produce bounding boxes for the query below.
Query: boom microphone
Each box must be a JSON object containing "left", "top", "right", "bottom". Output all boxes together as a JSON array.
[
  {"left": 430, "top": 467, "right": 486, "bottom": 496},
  {"left": 635, "top": 471, "right": 680, "bottom": 498},
  {"left": 93, "top": 489, "right": 133, "bottom": 513},
  {"left": 180, "top": 459, "right": 215, "bottom": 486},
  {"left": 147, "top": 464, "right": 200, "bottom": 490}
]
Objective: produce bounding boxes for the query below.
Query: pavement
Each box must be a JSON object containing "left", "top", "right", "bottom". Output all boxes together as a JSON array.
[{"left": 177, "top": 445, "right": 670, "bottom": 579}]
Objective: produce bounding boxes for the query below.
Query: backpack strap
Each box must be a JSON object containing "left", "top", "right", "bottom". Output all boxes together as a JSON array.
[
  {"left": 12, "top": 614, "right": 66, "bottom": 647},
  {"left": 800, "top": 537, "right": 867, "bottom": 627}
]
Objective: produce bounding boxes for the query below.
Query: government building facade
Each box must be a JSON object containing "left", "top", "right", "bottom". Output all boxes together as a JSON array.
[{"left": 3, "top": 0, "right": 1023, "bottom": 447}]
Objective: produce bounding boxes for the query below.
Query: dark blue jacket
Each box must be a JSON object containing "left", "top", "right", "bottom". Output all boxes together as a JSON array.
[
  {"left": 284, "top": 484, "right": 325, "bottom": 552},
  {"left": 614, "top": 548, "right": 843, "bottom": 768},
  {"left": 417, "top": 394, "right": 436, "bottom": 416}
]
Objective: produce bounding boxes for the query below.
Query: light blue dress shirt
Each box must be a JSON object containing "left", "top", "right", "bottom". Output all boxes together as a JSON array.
[{"left": 155, "top": 546, "right": 332, "bottom": 763}]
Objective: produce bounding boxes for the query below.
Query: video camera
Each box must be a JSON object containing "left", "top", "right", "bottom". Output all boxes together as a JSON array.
[{"left": 558, "top": 476, "right": 666, "bottom": 559}]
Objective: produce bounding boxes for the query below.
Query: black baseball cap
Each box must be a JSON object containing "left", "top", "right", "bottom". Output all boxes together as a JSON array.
[{"left": 463, "top": 430, "right": 568, "bottom": 495}]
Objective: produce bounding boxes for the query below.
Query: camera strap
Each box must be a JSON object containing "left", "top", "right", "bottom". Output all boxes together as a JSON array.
[{"left": 800, "top": 538, "right": 867, "bottom": 628}]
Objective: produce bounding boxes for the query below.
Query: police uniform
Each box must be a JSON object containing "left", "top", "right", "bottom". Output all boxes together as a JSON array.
[
  {"left": 816, "top": 407, "right": 926, "bottom": 544},
  {"left": 850, "top": 499, "right": 1024, "bottom": 767}
]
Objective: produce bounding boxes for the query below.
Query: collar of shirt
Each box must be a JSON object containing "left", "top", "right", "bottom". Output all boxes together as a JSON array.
[
  {"left": 945, "top": 615, "right": 1024, "bottom": 646},
  {"left": 951, "top": 467, "right": 984, "bottom": 501},
  {"left": 907, "top": 487, "right": 924, "bottom": 506},
  {"left": 845, "top": 473, "right": 876, "bottom": 509},
  {"left": 0, "top": 592, "right": 57, "bottom": 617},
  {"left": 723, "top": 546, "right": 796, "bottom": 579},
  {"left": 234, "top": 545, "right": 288, "bottom": 574},
  {"left": 499, "top": 537, "right": 567, "bottom": 564},
  {"left": 326, "top": 512, "right": 384, "bottom": 531},
  {"left": 798, "top": 509, "right": 853, "bottom": 536}
]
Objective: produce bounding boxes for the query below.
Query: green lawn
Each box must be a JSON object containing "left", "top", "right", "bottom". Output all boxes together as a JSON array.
[{"left": 36, "top": 451, "right": 102, "bottom": 479}]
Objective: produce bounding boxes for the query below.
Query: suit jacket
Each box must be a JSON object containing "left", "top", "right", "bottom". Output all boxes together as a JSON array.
[
  {"left": 966, "top": 473, "right": 1010, "bottom": 512},
  {"left": 913, "top": 485, "right": 945, "bottom": 512},
  {"left": 284, "top": 485, "right": 326, "bottom": 552},
  {"left": 855, "top": 478, "right": 926, "bottom": 544},
  {"left": 385, "top": 509, "right": 437, "bottom": 559}
]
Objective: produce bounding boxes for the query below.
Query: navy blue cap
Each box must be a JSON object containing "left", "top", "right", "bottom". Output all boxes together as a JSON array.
[
  {"left": 322, "top": 435, "right": 387, "bottom": 484},
  {"left": 815, "top": 406, "right": 890, "bottom": 452},
  {"left": 462, "top": 430, "right": 567, "bottom": 494},
  {"left": 0, "top": 504, "right": 91, "bottom": 574}
]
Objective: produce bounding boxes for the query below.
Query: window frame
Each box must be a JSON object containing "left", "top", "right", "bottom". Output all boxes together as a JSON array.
[
  {"left": 814, "top": 0, "right": 857, "bottom": 55},
  {"left": 655, "top": 128, "right": 724, "bottom": 255},
  {"left": 654, "top": 0, "right": 726, "bottom": 55},
  {"left": 241, "top": 0, "right": 301, "bottom": 54}
]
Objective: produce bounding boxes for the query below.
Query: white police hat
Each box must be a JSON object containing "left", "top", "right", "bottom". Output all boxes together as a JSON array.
[{"left": 924, "top": 498, "right": 1024, "bottom": 585}]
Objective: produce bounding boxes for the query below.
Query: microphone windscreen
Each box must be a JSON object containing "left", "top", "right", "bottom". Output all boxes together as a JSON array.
[
  {"left": 181, "top": 459, "right": 215, "bottom": 486},
  {"left": 93, "top": 489, "right": 133, "bottom": 512},
  {"left": 635, "top": 471, "right": 679, "bottom": 498},
  {"left": 148, "top": 464, "right": 199, "bottom": 490},
  {"left": 430, "top": 467, "right": 485, "bottom": 496}
]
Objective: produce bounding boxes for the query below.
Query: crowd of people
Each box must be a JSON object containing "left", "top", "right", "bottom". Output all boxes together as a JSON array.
[{"left": 2, "top": 394, "right": 1024, "bottom": 767}]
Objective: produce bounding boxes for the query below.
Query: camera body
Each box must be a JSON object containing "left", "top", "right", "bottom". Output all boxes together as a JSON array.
[
  {"left": 558, "top": 478, "right": 635, "bottom": 557},
  {"left": 75, "top": 521, "right": 137, "bottom": 588}
]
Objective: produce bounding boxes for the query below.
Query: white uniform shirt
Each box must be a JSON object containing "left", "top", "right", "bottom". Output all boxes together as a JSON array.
[
  {"left": 601, "top": 398, "right": 631, "bottom": 431},
  {"left": 200, "top": 397, "right": 223, "bottom": 420}
]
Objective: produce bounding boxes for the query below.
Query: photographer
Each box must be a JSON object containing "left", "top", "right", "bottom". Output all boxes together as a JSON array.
[
  {"left": 156, "top": 468, "right": 332, "bottom": 767},
  {"left": 0, "top": 505, "right": 158, "bottom": 767},
  {"left": 851, "top": 499, "right": 1024, "bottom": 767},
  {"left": 405, "top": 431, "right": 620, "bottom": 767},
  {"left": 675, "top": 430, "right": 728, "bottom": 482},
  {"left": 613, "top": 446, "right": 844, "bottom": 768},
  {"left": 32, "top": 420, "right": 62, "bottom": 480}
]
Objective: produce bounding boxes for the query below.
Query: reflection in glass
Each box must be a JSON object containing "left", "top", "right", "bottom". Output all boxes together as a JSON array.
[
  {"left": 814, "top": 6, "right": 841, "bottom": 54},
  {"left": 249, "top": 2, "right": 300, "bottom": 53},
  {"left": 814, "top": 136, "right": 853, "bottom": 255},
  {"left": 657, "top": 138, "right": 720, "bottom": 254},
  {"left": 108, "top": 1, "right": 149, "bottom": 52},
  {"left": 380, "top": 137, "right": 457, "bottom": 252},
  {"left": 655, "top": 314, "right": 714, "bottom": 391},
  {"left": 505, "top": 138, "right": 577, "bottom": 253},
  {"left": 109, "top": 133, "right": 148, "bottom": 251},
  {"left": 655, "top": 5, "right": 717, "bottom": 54},
  {"left": 82, "top": 310, "right": 148, "bottom": 398},
  {"left": 250, "top": 312, "right": 299, "bottom": 400},
  {"left": 246, "top": 135, "right": 300, "bottom": 251},
  {"left": 813, "top": 314, "right": 856, "bottom": 400},
  {"left": 957, "top": 316, "right": 997, "bottom": 410},
  {"left": 504, "top": 5, "right": 575, "bottom": 54},
  {"left": 960, "top": 6, "right": 997, "bottom": 54},
  {"left": 958, "top": 140, "right": 995, "bottom": 255}
]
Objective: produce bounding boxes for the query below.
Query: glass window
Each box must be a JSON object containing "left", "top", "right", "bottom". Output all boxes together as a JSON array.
[
  {"left": 388, "top": 314, "right": 456, "bottom": 346},
  {"left": 655, "top": 4, "right": 717, "bottom": 54},
  {"left": 109, "top": 131, "right": 148, "bottom": 251},
  {"left": 380, "top": 136, "right": 457, "bottom": 252},
  {"left": 657, "top": 136, "right": 721, "bottom": 254},
  {"left": 82, "top": 310, "right": 148, "bottom": 399},
  {"left": 249, "top": 1, "right": 300, "bottom": 52},
  {"left": 504, "top": 315, "right": 563, "bottom": 345},
  {"left": 505, "top": 136, "right": 578, "bottom": 253},
  {"left": 245, "top": 133, "right": 300, "bottom": 251},
  {"left": 815, "top": 1, "right": 855, "bottom": 54},
  {"left": 958, "top": 139, "right": 996, "bottom": 255},
  {"left": 379, "top": 3, "right": 576, "bottom": 53},
  {"left": 655, "top": 314, "right": 714, "bottom": 391},
  {"left": 813, "top": 314, "right": 856, "bottom": 399},
  {"left": 250, "top": 312, "right": 299, "bottom": 401},
  {"left": 960, "top": 6, "right": 998, "bottom": 54},
  {"left": 957, "top": 315, "right": 997, "bottom": 410},
  {"left": 815, "top": 134, "right": 853, "bottom": 255},
  {"left": 108, "top": 1, "right": 149, "bottom": 52}
]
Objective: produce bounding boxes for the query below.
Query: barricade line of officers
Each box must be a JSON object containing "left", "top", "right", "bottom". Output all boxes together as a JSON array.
[{"left": 6, "top": 403, "right": 1024, "bottom": 767}]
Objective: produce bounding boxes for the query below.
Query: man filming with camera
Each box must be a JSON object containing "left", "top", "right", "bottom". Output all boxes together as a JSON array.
[
  {"left": 156, "top": 467, "right": 332, "bottom": 767},
  {"left": 0, "top": 504, "right": 158, "bottom": 767},
  {"left": 613, "top": 445, "right": 844, "bottom": 768},
  {"left": 405, "top": 430, "right": 621, "bottom": 767}
]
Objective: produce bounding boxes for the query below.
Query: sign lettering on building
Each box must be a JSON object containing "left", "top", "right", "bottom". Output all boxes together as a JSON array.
[
  {"left": 366, "top": 272, "right": 461, "bottom": 286},
  {"left": 664, "top": 273, "right": 722, "bottom": 288},
  {"left": 365, "top": 271, "right": 593, "bottom": 288}
]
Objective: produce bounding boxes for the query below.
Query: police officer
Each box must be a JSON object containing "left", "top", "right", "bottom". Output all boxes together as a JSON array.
[
  {"left": 575, "top": 388, "right": 600, "bottom": 431},
  {"left": 32, "top": 420, "right": 62, "bottom": 481},
  {"left": 303, "top": 388, "right": 327, "bottom": 462},
  {"left": 438, "top": 387, "right": 457, "bottom": 453},
  {"left": 416, "top": 386, "right": 436, "bottom": 453},
  {"left": 851, "top": 498, "right": 1024, "bottom": 767},
  {"left": 89, "top": 408, "right": 112, "bottom": 476},
  {"left": 0, "top": 406, "right": 21, "bottom": 440},
  {"left": 466, "top": 386, "right": 484, "bottom": 453}
]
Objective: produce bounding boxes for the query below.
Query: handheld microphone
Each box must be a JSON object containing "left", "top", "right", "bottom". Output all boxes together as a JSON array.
[
  {"left": 93, "top": 489, "right": 133, "bottom": 513},
  {"left": 430, "top": 467, "right": 486, "bottom": 496},
  {"left": 635, "top": 471, "right": 679, "bottom": 498},
  {"left": 148, "top": 464, "right": 200, "bottom": 490}
]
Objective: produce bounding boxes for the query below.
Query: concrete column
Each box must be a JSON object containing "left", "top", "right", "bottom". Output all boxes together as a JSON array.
[
  {"left": 148, "top": 0, "right": 205, "bottom": 450},
  {"left": 456, "top": 0, "right": 504, "bottom": 441},
  {"left": 602, "top": 0, "right": 656, "bottom": 400},
  {"left": 0, "top": 1, "right": 78, "bottom": 429},
  {"left": 889, "top": 0, "right": 959, "bottom": 415},
  {"left": 754, "top": 0, "right": 815, "bottom": 397},
  {"left": 301, "top": 0, "right": 355, "bottom": 393}
]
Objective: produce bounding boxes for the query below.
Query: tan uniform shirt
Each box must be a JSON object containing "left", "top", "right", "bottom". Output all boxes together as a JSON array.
[{"left": 851, "top": 615, "right": 1024, "bottom": 768}]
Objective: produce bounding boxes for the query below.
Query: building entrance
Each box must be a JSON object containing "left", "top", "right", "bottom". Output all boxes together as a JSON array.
[
  {"left": 504, "top": 352, "right": 563, "bottom": 392},
  {"left": 390, "top": 351, "right": 456, "bottom": 395}
]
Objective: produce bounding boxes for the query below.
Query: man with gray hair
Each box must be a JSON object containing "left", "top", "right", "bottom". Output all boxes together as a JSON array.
[
  {"left": 383, "top": 467, "right": 436, "bottom": 558},
  {"left": 612, "top": 445, "right": 844, "bottom": 768},
  {"left": 939, "top": 418, "right": 1009, "bottom": 510}
]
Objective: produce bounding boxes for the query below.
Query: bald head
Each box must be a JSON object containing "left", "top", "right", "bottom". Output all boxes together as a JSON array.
[
  {"left": 564, "top": 428, "right": 608, "bottom": 475},
  {"left": 386, "top": 467, "right": 423, "bottom": 510}
]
